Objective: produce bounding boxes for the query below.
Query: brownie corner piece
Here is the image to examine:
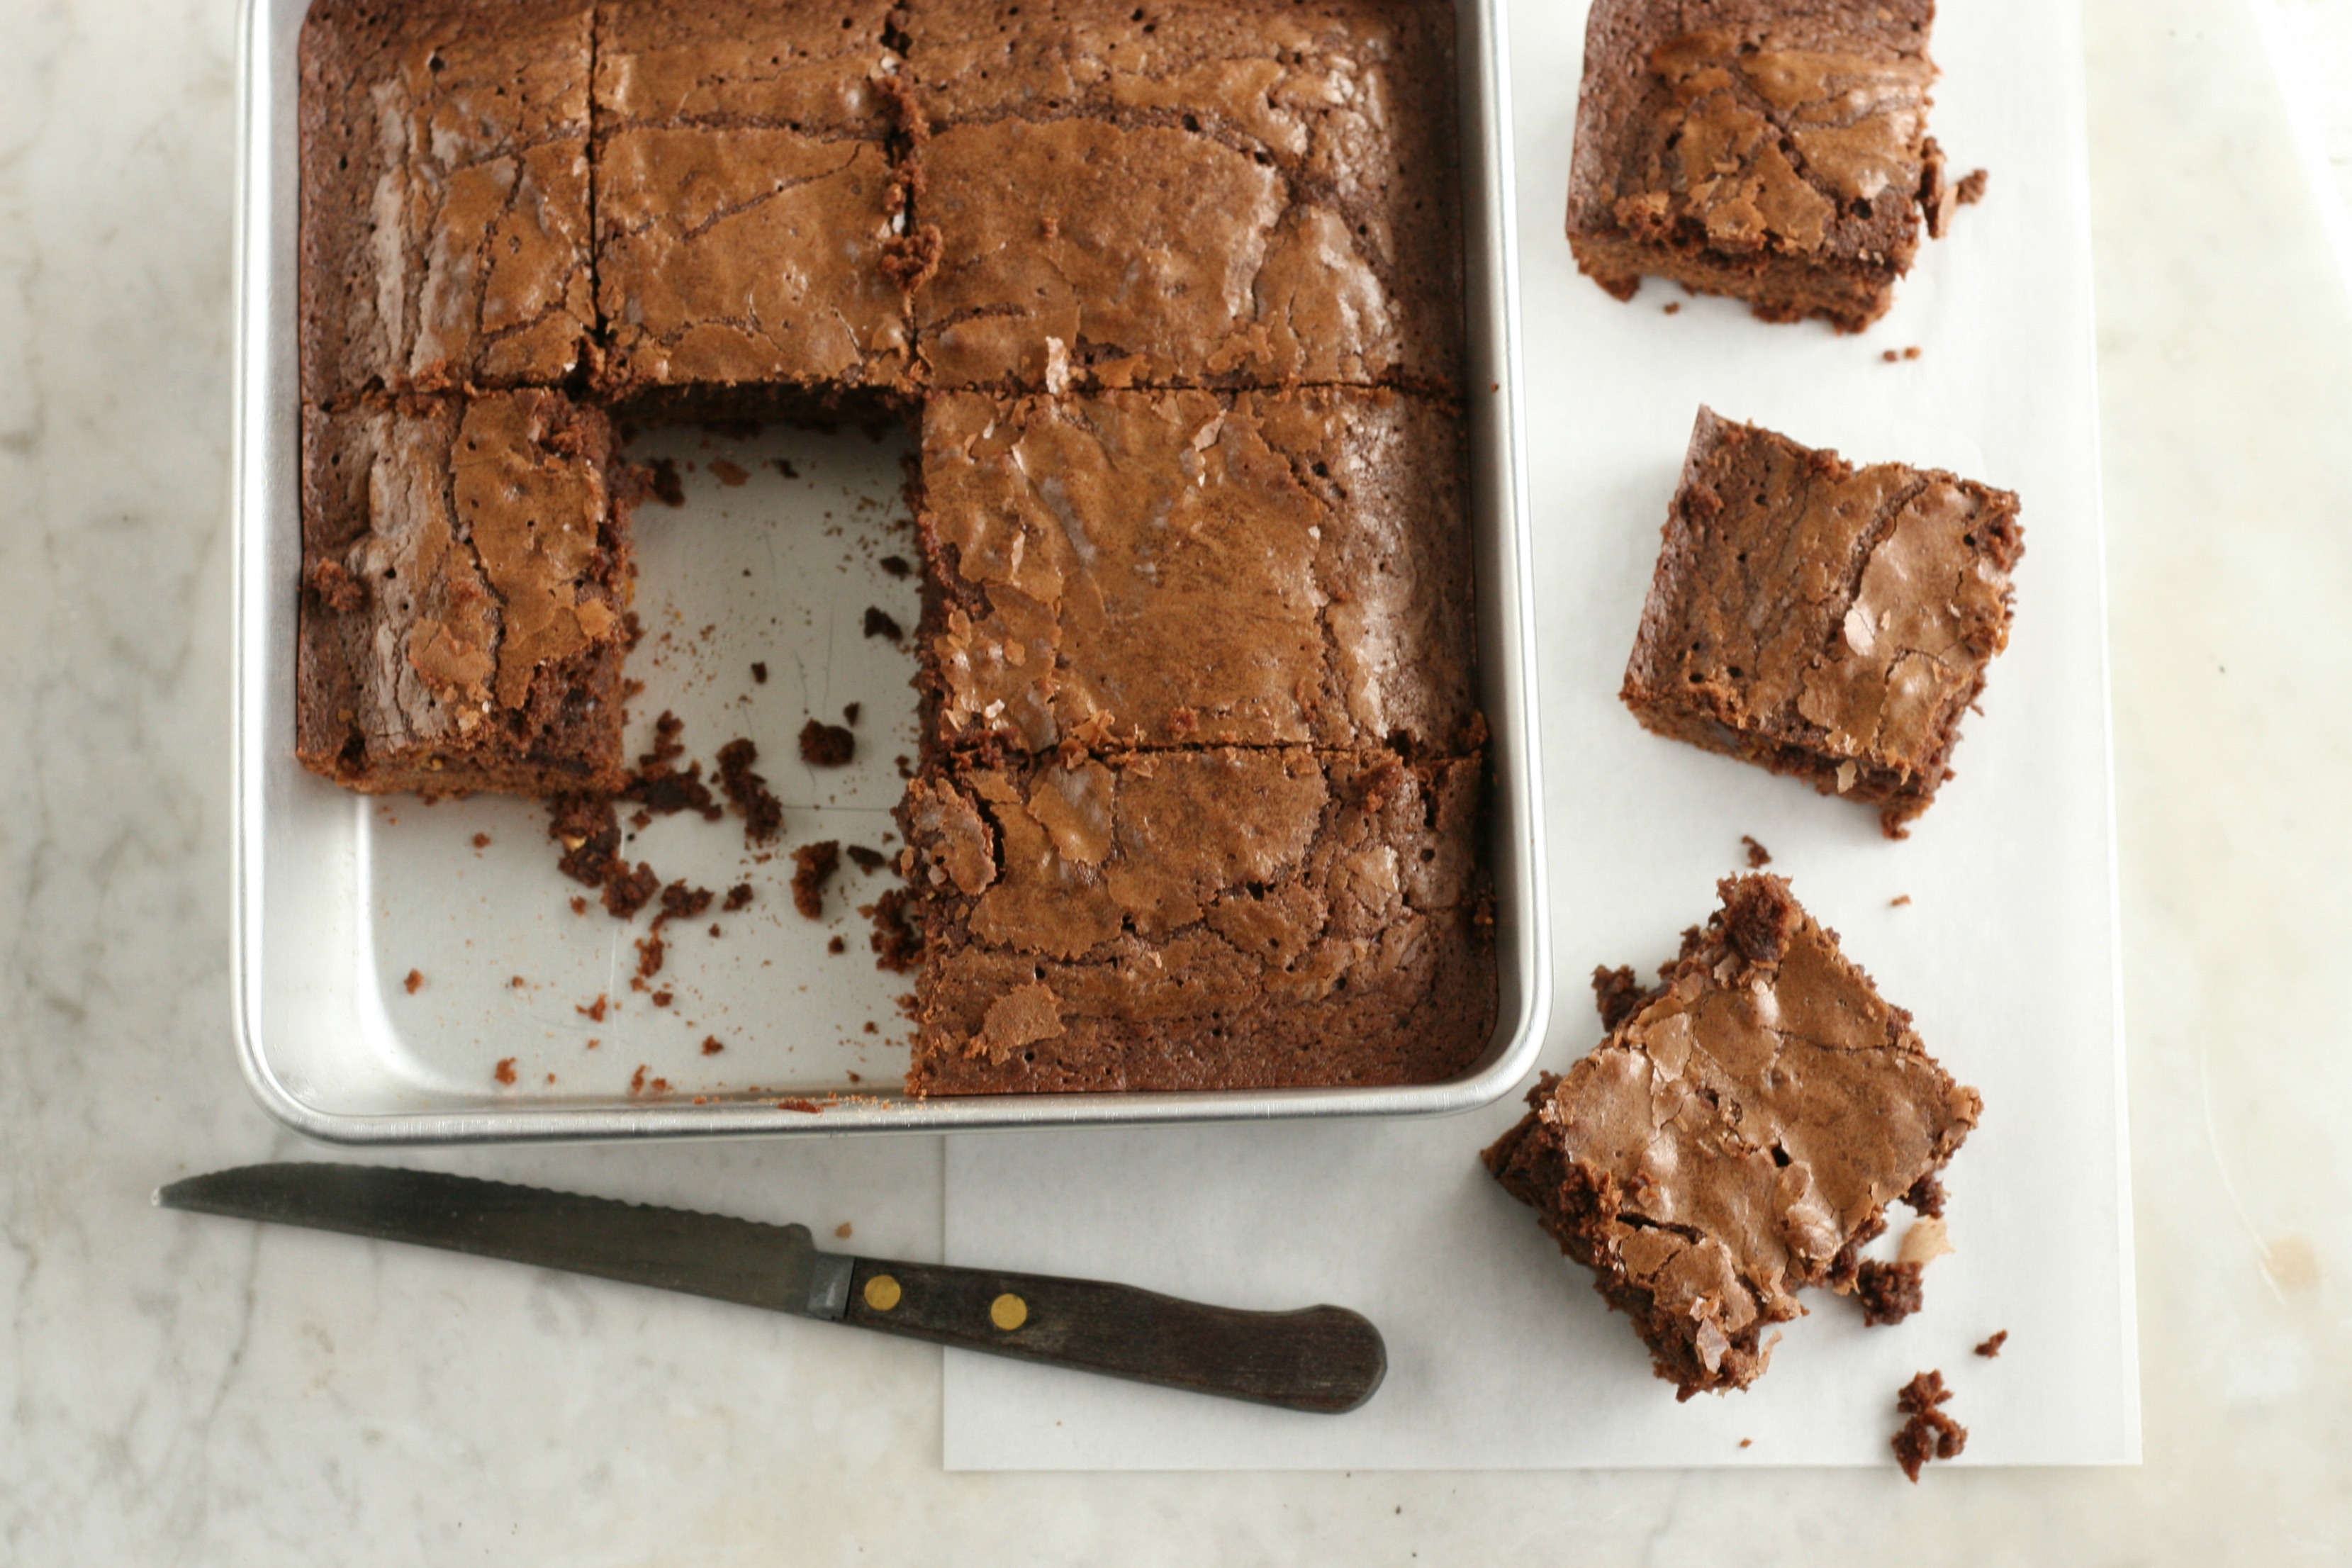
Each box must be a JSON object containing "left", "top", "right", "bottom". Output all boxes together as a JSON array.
[
  {"left": 298, "top": 0, "right": 595, "bottom": 404},
  {"left": 1482, "top": 874, "right": 1980, "bottom": 1398},
  {"left": 296, "top": 390, "right": 636, "bottom": 796},
  {"left": 1621, "top": 408, "right": 2023, "bottom": 837},
  {"left": 1566, "top": 0, "right": 1946, "bottom": 332}
]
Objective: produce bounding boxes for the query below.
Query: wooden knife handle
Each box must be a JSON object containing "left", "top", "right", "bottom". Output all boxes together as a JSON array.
[{"left": 841, "top": 1257, "right": 1386, "bottom": 1415}]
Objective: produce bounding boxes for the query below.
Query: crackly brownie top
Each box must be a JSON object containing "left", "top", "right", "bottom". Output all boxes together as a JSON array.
[
  {"left": 922, "top": 388, "right": 1475, "bottom": 755},
  {"left": 1627, "top": 408, "right": 2022, "bottom": 783},
  {"left": 298, "top": 0, "right": 595, "bottom": 401},
  {"left": 1525, "top": 875, "right": 1978, "bottom": 1380},
  {"left": 593, "top": 0, "right": 900, "bottom": 138},
  {"left": 1570, "top": 0, "right": 1938, "bottom": 262},
  {"left": 303, "top": 391, "right": 625, "bottom": 744}
]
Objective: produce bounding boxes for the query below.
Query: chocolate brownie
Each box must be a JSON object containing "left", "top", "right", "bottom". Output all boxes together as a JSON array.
[
  {"left": 591, "top": 0, "right": 914, "bottom": 410},
  {"left": 904, "top": 746, "right": 1492, "bottom": 1094},
  {"left": 296, "top": 391, "right": 635, "bottom": 794},
  {"left": 919, "top": 387, "right": 1478, "bottom": 756},
  {"left": 1621, "top": 408, "right": 2023, "bottom": 837},
  {"left": 298, "top": 0, "right": 595, "bottom": 404},
  {"left": 1484, "top": 875, "right": 1979, "bottom": 1398},
  {"left": 905, "top": 0, "right": 1462, "bottom": 389},
  {"left": 1567, "top": 0, "right": 1954, "bottom": 333}
]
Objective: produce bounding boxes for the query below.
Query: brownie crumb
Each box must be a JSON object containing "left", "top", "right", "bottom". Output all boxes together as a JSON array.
[
  {"left": 634, "top": 932, "right": 666, "bottom": 982},
  {"left": 577, "top": 994, "right": 607, "bottom": 1022},
  {"left": 751, "top": 661, "right": 768, "bottom": 684},
  {"left": 310, "top": 557, "right": 368, "bottom": 612},
  {"left": 1663, "top": 302, "right": 1681, "bottom": 315},
  {"left": 1974, "top": 1331, "right": 2008, "bottom": 1360},
  {"left": 626, "top": 761, "right": 720, "bottom": 821},
  {"left": 569, "top": 896, "right": 588, "bottom": 916},
  {"left": 799, "top": 719, "right": 856, "bottom": 767},
  {"left": 772, "top": 459, "right": 799, "bottom": 480},
  {"left": 710, "top": 458, "right": 749, "bottom": 487},
  {"left": 843, "top": 702, "right": 861, "bottom": 725},
  {"left": 1956, "top": 169, "right": 1990, "bottom": 206},
  {"left": 659, "top": 881, "right": 715, "bottom": 922},
  {"left": 716, "top": 739, "right": 785, "bottom": 844},
  {"left": 724, "top": 883, "right": 754, "bottom": 911},
  {"left": 1892, "top": 894, "right": 1913, "bottom": 908},
  {"left": 829, "top": 935, "right": 847, "bottom": 954},
  {"left": 846, "top": 844, "right": 887, "bottom": 873},
  {"left": 879, "top": 222, "right": 943, "bottom": 292},
  {"left": 1740, "top": 834, "right": 1772, "bottom": 868},
  {"left": 867, "top": 887, "right": 922, "bottom": 972},
  {"left": 835, "top": 1221, "right": 853, "bottom": 1239},
  {"left": 650, "top": 989, "right": 673, "bottom": 1008},
  {"left": 494, "top": 1057, "right": 517, "bottom": 1085},
  {"left": 646, "top": 457, "right": 685, "bottom": 507},
  {"left": 509, "top": 975, "right": 527, "bottom": 989},
  {"left": 777, "top": 1097, "right": 823, "bottom": 1114},
  {"left": 1904, "top": 1172, "right": 1948, "bottom": 1219},
  {"left": 879, "top": 554, "right": 912, "bottom": 578},
  {"left": 641, "top": 712, "right": 686, "bottom": 768},
  {"left": 1590, "top": 964, "right": 1647, "bottom": 1031},
  {"left": 403, "top": 968, "right": 423, "bottom": 994},
  {"left": 1857, "top": 1260, "right": 1926, "bottom": 1327},
  {"left": 548, "top": 793, "right": 622, "bottom": 888},
  {"left": 629, "top": 1064, "right": 649, "bottom": 1094},
  {"left": 603, "top": 861, "right": 661, "bottom": 919},
  {"left": 701, "top": 1036, "right": 725, "bottom": 1055},
  {"left": 792, "top": 841, "right": 841, "bottom": 919},
  {"left": 707, "top": 922, "right": 722, "bottom": 938},
  {"left": 1881, "top": 349, "right": 1902, "bottom": 364},
  {"left": 1892, "top": 1371, "right": 1967, "bottom": 1482},
  {"left": 471, "top": 832, "right": 492, "bottom": 849},
  {"left": 1904, "top": 346, "right": 1922, "bottom": 361},
  {"left": 862, "top": 605, "right": 904, "bottom": 642}
]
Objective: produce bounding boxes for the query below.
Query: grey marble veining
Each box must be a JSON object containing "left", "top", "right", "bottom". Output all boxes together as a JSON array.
[{"left": 4, "top": 0, "right": 2351, "bottom": 1561}]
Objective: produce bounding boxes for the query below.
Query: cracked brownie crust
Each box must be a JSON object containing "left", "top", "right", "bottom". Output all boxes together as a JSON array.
[
  {"left": 1567, "top": 0, "right": 1951, "bottom": 332},
  {"left": 919, "top": 386, "right": 1478, "bottom": 757},
  {"left": 298, "top": 0, "right": 597, "bottom": 405},
  {"left": 905, "top": 746, "right": 1492, "bottom": 1093},
  {"left": 1622, "top": 408, "right": 2023, "bottom": 836},
  {"left": 1483, "top": 875, "right": 1980, "bottom": 1397},
  {"left": 297, "top": 391, "right": 637, "bottom": 795}
]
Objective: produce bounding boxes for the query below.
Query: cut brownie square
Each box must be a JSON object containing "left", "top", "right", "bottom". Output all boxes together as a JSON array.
[
  {"left": 298, "top": 0, "right": 595, "bottom": 404},
  {"left": 1621, "top": 408, "right": 2023, "bottom": 837},
  {"left": 919, "top": 388, "right": 1479, "bottom": 757},
  {"left": 903, "top": 746, "right": 1493, "bottom": 1094},
  {"left": 904, "top": 0, "right": 1462, "bottom": 389},
  {"left": 591, "top": 0, "right": 913, "bottom": 409},
  {"left": 1567, "top": 0, "right": 1954, "bottom": 333},
  {"left": 1483, "top": 875, "right": 1980, "bottom": 1399},
  {"left": 297, "top": 391, "right": 636, "bottom": 795}
]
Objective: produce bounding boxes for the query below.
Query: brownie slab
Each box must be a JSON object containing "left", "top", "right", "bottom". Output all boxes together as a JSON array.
[
  {"left": 591, "top": 0, "right": 913, "bottom": 408},
  {"left": 905, "top": 0, "right": 1462, "bottom": 388},
  {"left": 919, "top": 387, "right": 1478, "bottom": 756},
  {"left": 298, "top": 0, "right": 595, "bottom": 404},
  {"left": 1621, "top": 408, "right": 2023, "bottom": 837},
  {"left": 297, "top": 391, "right": 634, "bottom": 795},
  {"left": 903, "top": 746, "right": 1493, "bottom": 1094},
  {"left": 1567, "top": 0, "right": 1952, "bottom": 332},
  {"left": 1483, "top": 875, "right": 1980, "bottom": 1398}
]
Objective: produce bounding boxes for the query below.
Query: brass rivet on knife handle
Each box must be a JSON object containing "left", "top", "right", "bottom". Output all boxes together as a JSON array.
[
  {"left": 990, "top": 1292, "right": 1028, "bottom": 1331},
  {"left": 863, "top": 1274, "right": 902, "bottom": 1311}
]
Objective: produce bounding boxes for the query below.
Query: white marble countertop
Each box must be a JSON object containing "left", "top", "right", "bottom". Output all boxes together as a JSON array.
[{"left": 4, "top": 0, "right": 2350, "bottom": 1559}]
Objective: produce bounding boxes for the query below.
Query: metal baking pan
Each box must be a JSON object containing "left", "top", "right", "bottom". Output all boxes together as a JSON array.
[{"left": 230, "top": 0, "right": 1552, "bottom": 1142}]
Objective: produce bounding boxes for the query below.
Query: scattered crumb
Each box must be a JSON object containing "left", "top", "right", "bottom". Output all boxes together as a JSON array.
[
  {"left": 1892, "top": 894, "right": 1913, "bottom": 908},
  {"left": 846, "top": 844, "right": 887, "bottom": 873},
  {"left": 569, "top": 896, "right": 588, "bottom": 916},
  {"left": 793, "top": 841, "right": 842, "bottom": 919},
  {"left": 894, "top": 754, "right": 913, "bottom": 779},
  {"left": 651, "top": 1076, "right": 671, "bottom": 1094},
  {"left": 829, "top": 936, "right": 847, "bottom": 955},
  {"left": 1905, "top": 1172, "right": 1947, "bottom": 1219},
  {"left": 1974, "top": 1331, "right": 2008, "bottom": 1360},
  {"left": 724, "top": 883, "right": 754, "bottom": 911},
  {"left": 710, "top": 457, "right": 750, "bottom": 487},
  {"left": 493, "top": 1057, "right": 517, "bottom": 1085},
  {"left": 1857, "top": 1260, "right": 1925, "bottom": 1327},
  {"left": 545, "top": 1073, "right": 557, "bottom": 1085},
  {"left": 863, "top": 606, "right": 904, "bottom": 642},
  {"left": 404, "top": 968, "right": 423, "bottom": 995},
  {"left": 772, "top": 458, "right": 800, "bottom": 479},
  {"left": 1740, "top": 834, "right": 1771, "bottom": 868},
  {"left": 472, "top": 832, "right": 492, "bottom": 849},
  {"left": 799, "top": 719, "right": 856, "bottom": 767},
  {"left": 1904, "top": 346, "right": 1922, "bottom": 361},
  {"left": 659, "top": 881, "right": 715, "bottom": 922},
  {"left": 651, "top": 989, "right": 675, "bottom": 1008},
  {"left": 863, "top": 1021, "right": 878, "bottom": 1035},
  {"left": 879, "top": 554, "right": 912, "bottom": 578},
  {"left": 586, "top": 1038, "right": 600, "bottom": 1050},
  {"left": 708, "top": 922, "right": 722, "bottom": 938},
  {"left": 716, "top": 738, "right": 785, "bottom": 844},
  {"left": 867, "top": 888, "right": 922, "bottom": 972},
  {"left": 835, "top": 1221, "right": 853, "bottom": 1239},
  {"left": 702, "top": 1036, "right": 726, "bottom": 1055},
  {"left": 1664, "top": 302, "right": 1681, "bottom": 315},
  {"left": 751, "top": 661, "right": 768, "bottom": 684},
  {"left": 1956, "top": 168, "right": 1989, "bottom": 206},
  {"left": 646, "top": 457, "right": 685, "bottom": 506},
  {"left": 843, "top": 702, "right": 861, "bottom": 725},
  {"left": 1739, "top": 1438, "right": 1752, "bottom": 1450},
  {"left": 1892, "top": 1370, "right": 1967, "bottom": 1482},
  {"left": 778, "top": 1097, "right": 823, "bottom": 1114},
  {"left": 634, "top": 932, "right": 666, "bottom": 982},
  {"left": 1881, "top": 349, "right": 1901, "bottom": 363},
  {"left": 577, "top": 994, "right": 608, "bottom": 1022},
  {"left": 509, "top": 975, "right": 527, "bottom": 989}
]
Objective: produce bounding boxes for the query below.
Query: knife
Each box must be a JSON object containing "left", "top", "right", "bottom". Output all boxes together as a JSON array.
[{"left": 155, "top": 1163, "right": 1385, "bottom": 1414}]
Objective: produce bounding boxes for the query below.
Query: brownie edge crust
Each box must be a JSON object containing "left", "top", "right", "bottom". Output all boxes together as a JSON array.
[{"left": 1483, "top": 875, "right": 1979, "bottom": 1398}]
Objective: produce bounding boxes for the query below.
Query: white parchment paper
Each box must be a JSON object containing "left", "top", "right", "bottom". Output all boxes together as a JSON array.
[{"left": 941, "top": 0, "right": 2139, "bottom": 1469}]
